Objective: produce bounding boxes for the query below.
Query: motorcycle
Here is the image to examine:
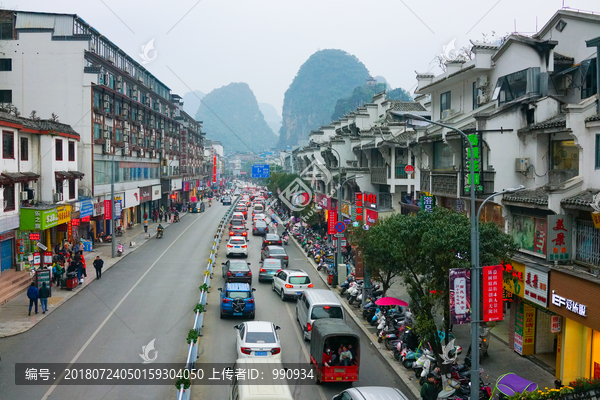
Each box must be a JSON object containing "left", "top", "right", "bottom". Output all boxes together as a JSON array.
[
  {"left": 115, "top": 226, "right": 124, "bottom": 237},
  {"left": 173, "top": 214, "right": 180, "bottom": 223},
  {"left": 117, "top": 242, "right": 124, "bottom": 257},
  {"left": 156, "top": 228, "right": 164, "bottom": 239},
  {"left": 283, "top": 234, "right": 289, "bottom": 245}
]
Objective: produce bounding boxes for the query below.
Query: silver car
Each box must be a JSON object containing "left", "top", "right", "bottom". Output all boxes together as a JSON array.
[
  {"left": 259, "top": 259, "right": 283, "bottom": 282},
  {"left": 261, "top": 245, "right": 288, "bottom": 268},
  {"left": 332, "top": 386, "right": 409, "bottom": 400}
]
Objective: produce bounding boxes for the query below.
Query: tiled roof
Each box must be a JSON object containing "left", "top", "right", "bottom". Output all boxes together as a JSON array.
[
  {"left": 554, "top": 52, "right": 574, "bottom": 64},
  {"left": 0, "top": 111, "right": 79, "bottom": 136},
  {"left": 561, "top": 189, "right": 600, "bottom": 208},
  {"left": 390, "top": 102, "right": 427, "bottom": 112},
  {"left": 518, "top": 113, "right": 566, "bottom": 133},
  {"left": 586, "top": 114, "right": 600, "bottom": 122},
  {"left": 503, "top": 187, "right": 548, "bottom": 205}
]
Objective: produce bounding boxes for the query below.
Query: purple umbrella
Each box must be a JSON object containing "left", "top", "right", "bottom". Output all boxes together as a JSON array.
[
  {"left": 493, "top": 373, "right": 538, "bottom": 397},
  {"left": 375, "top": 297, "right": 409, "bottom": 307}
]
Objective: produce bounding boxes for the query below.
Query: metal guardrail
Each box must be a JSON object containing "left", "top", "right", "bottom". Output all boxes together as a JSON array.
[{"left": 176, "top": 196, "right": 241, "bottom": 399}]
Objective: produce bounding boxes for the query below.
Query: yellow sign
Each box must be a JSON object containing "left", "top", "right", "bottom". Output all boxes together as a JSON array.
[
  {"left": 522, "top": 304, "right": 536, "bottom": 355},
  {"left": 341, "top": 203, "right": 351, "bottom": 216},
  {"left": 503, "top": 261, "right": 525, "bottom": 298},
  {"left": 56, "top": 205, "right": 72, "bottom": 225},
  {"left": 592, "top": 212, "right": 600, "bottom": 229}
]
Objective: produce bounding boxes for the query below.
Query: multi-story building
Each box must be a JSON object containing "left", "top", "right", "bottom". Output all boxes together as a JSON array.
[{"left": 0, "top": 11, "right": 205, "bottom": 236}]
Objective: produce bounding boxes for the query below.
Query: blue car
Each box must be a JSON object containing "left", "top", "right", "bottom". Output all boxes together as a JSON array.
[{"left": 219, "top": 283, "right": 256, "bottom": 319}]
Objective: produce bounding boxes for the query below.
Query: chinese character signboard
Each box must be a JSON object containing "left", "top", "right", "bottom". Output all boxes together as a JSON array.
[
  {"left": 341, "top": 203, "right": 351, "bottom": 217},
  {"left": 104, "top": 200, "right": 112, "bottom": 220},
  {"left": 593, "top": 212, "right": 600, "bottom": 229},
  {"left": 547, "top": 214, "right": 572, "bottom": 261},
  {"left": 502, "top": 261, "right": 525, "bottom": 299},
  {"left": 327, "top": 210, "right": 337, "bottom": 235},
  {"left": 56, "top": 205, "right": 71, "bottom": 225},
  {"left": 462, "top": 133, "right": 484, "bottom": 195},
  {"left": 551, "top": 315, "right": 562, "bottom": 333},
  {"left": 551, "top": 291, "right": 587, "bottom": 317},
  {"left": 522, "top": 304, "right": 536, "bottom": 355},
  {"left": 365, "top": 209, "right": 378, "bottom": 226},
  {"left": 483, "top": 265, "right": 503, "bottom": 321},
  {"left": 355, "top": 193, "right": 363, "bottom": 222},
  {"left": 514, "top": 301, "right": 524, "bottom": 354},
  {"left": 20, "top": 208, "right": 59, "bottom": 231},
  {"left": 450, "top": 269, "right": 471, "bottom": 325},
  {"left": 421, "top": 192, "right": 435, "bottom": 213},
  {"left": 524, "top": 267, "right": 548, "bottom": 307}
]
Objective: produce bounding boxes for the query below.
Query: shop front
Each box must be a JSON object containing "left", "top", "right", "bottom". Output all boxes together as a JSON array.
[
  {"left": 1, "top": 230, "right": 17, "bottom": 272},
  {"left": 549, "top": 269, "right": 600, "bottom": 382},
  {"left": 152, "top": 185, "right": 161, "bottom": 212},
  {"left": 139, "top": 186, "right": 153, "bottom": 219},
  {"left": 124, "top": 188, "right": 140, "bottom": 227},
  {"left": 92, "top": 198, "right": 105, "bottom": 239},
  {"left": 19, "top": 207, "right": 59, "bottom": 266},
  {"left": 74, "top": 200, "right": 94, "bottom": 242},
  {"left": 169, "top": 178, "right": 183, "bottom": 206}
]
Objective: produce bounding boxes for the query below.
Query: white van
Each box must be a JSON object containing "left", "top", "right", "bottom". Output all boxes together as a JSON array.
[
  {"left": 296, "top": 289, "right": 344, "bottom": 341},
  {"left": 229, "top": 359, "right": 293, "bottom": 400}
]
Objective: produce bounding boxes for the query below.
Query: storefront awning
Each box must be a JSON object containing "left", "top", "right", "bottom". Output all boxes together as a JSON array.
[
  {"left": 55, "top": 171, "right": 85, "bottom": 180},
  {"left": 1, "top": 172, "right": 41, "bottom": 183},
  {"left": 70, "top": 171, "right": 85, "bottom": 180}
]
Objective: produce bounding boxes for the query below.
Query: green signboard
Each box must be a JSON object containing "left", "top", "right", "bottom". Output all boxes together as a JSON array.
[{"left": 20, "top": 208, "right": 59, "bottom": 231}]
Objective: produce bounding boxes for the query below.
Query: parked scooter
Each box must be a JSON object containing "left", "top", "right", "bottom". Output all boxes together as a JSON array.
[{"left": 117, "top": 242, "right": 124, "bottom": 257}]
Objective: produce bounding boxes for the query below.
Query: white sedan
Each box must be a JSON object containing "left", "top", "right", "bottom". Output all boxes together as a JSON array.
[
  {"left": 226, "top": 236, "right": 249, "bottom": 258},
  {"left": 234, "top": 321, "right": 282, "bottom": 359}
]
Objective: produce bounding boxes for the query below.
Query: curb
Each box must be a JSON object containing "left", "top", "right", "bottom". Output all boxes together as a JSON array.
[
  {"left": 0, "top": 213, "right": 188, "bottom": 338},
  {"left": 289, "top": 236, "right": 421, "bottom": 399}
]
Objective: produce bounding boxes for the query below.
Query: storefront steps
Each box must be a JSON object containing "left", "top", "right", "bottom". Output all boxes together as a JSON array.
[{"left": 0, "top": 269, "right": 33, "bottom": 306}]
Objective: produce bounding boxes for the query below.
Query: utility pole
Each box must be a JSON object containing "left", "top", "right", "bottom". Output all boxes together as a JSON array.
[{"left": 111, "top": 153, "right": 116, "bottom": 258}]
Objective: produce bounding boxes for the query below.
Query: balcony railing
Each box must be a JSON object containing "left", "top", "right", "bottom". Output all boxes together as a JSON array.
[
  {"left": 549, "top": 169, "right": 579, "bottom": 186},
  {"left": 370, "top": 167, "right": 388, "bottom": 184},
  {"left": 431, "top": 172, "right": 459, "bottom": 196},
  {"left": 395, "top": 165, "right": 408, "bottom": 179}
]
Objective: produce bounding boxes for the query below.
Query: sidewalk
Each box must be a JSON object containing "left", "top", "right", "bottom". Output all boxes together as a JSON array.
[{"left": 0, "top": 212, "right": 188, "bottom": 338}]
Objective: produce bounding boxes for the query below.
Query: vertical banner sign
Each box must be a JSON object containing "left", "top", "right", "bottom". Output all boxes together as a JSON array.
[
  {"left": 463, "top": 132, "right": 483, "bottom": 195},
  {"left": 327, "top": 210, "right": 337, "bottom": 235},
  {"left": 355, "top": 193, "right": 363, "bottom": 222},
  {"left": 67, "top": 221, "right": 73, "bottom": 241},
  {"left": 551, "top": 315, "right": 561, "bottom": 333},
  {"left": 522, "top": 305, "right": 536, "bottom": 355},
  {"left": 524, "top": 267, "right": 549, "bottom": 307},
  {"left": 483, "top": 265, "right": 503, "bottom": 321},
  {"left": 514, "top": 300, "right": 524, "bottom": 355},
  {"left": 104, "top": 200, "right": 112, "bottom": 220},
  {"left": 449, "top": 269, "right": 471, "bottom": 325},
  {"left": 547, "top": 214, "right": 572, "bottom": 261},
  {"left": 421, "top": 192, "right": 435, "bottom": 212}
]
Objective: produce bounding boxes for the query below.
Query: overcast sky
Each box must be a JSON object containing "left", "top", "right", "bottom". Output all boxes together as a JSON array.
[{"left": 10, "top": 0, "right": 600, "bottom": 114}]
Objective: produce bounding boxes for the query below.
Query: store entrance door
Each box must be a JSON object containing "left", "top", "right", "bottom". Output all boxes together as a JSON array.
[{"left": 1, "top": 239, "right": 14, "bottom": 271}]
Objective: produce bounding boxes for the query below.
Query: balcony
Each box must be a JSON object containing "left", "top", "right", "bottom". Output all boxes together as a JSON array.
[
  {"left": 548, "top": 169, "right": 579, "bottom": 186},
  {"left": 395, "top": 165, "right": 408, "bottom": 179},
  {"left": 431, "top": 172, "right": 459, "bottom": 196},
  {"left": 370, "top": 167, "right": 388, "bottom": 184}
]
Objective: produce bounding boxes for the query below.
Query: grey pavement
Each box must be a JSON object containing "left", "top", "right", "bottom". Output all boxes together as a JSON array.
[
  {"left": 0, "top": 211, "right": 189, "bottom": 338},
  {"left": 0, "top": 204, "right": 226, "bottom": 400}
]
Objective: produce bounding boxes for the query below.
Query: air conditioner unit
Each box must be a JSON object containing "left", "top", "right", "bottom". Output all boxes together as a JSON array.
[
  {"left": 116, "top": 76, "right": 122, "bottom": 82},
  {"left": 123, "top": 109, "right": 129, "bottom": 117},
  {"left": 53, "top": 193, "right": 63, "bottom": 202},
  {"left": 476, "top": 76, "right": 488, "bottom": 88},
  {"left": 124, "top": 142, "right": 129, "bottom": 152},
  {"left": 150, "top": 84, "right": 154, "bottom": 91},
  {"left": 124, "top": 134, "right": 129, "bottom": 142},
  {"left": 104, "top": 139, "right": 111, "bottom": 152},
  {"left": 124, "top": 121, "right": 129, "bottom": 129},
  {"left": 477, "top": 95, "right": 488, "bottom": 105},
  {"left": 138, "top": 76, "right": 143, "bottom": 83},
  {"left": 138, "top": 114, "right": 143, "bottom": 121},
  {"left": 90, "top": 43, "right": 96, "bottom": 53},
  {"left": 160, "top": 122, "right": 165, "bottom": 129},
  {"left": 515, "top": 158, "right": 530, "bottom": 172},
  {"left": 145, "top": 98, "right": 151, "bottom": 106},
  {"left": 104, "top": 94, "right": 110, "bottom": 101},
  {"left": 441, "top": 109, "right": 454, "bottom": 119},
  {"left": 103, "top": 130, "right": 110, "bottom": 139},
  {"left": 117, "top": 82, "right": 122, "bottom": 90},
  {"left": 133, "top": 85, "right": 137, "bottom": 92},
  {"left": 103, "top": 124, "right": 109, "bottom": 131},
  {"left": 108, "top": 56, "right": 115, "bottom": 64},
  {"left": 121, "top": 148, "right": 128, "bottom": 156},
  {"left": 104, "top": 101, "right": 110, "bottom": 109},
  {"left": 138, "top": 149, "right": 144, "bottom": 157},
  {"left": 138, "top": 138, "right": 143, "bottom": 145},
  {"left": 20, "top": 191, "right": 28, "bottom": 201},
  {"left": 123, "top": 103, "right": 129, "bottom": 110},
  {"left": 124, "top": 67, "right": 131, "bottom": 74},
  {"left": 152, "top": 150, "right": 156, "bottom": 157}
]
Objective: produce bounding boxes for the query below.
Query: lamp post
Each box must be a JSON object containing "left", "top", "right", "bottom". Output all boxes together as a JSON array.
[
  {"left": 320, "top": 146, "right": 342, "bottom": 287},
  {"left": 399, "top": 112, "right": 479, "bottom": 400}
]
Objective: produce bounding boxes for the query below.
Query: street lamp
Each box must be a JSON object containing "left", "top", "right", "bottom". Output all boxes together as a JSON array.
[
  {"left": 397, "top": 112, "right": 479, "bottom": 400},
  {"left": 320, "top": 145, "right": 342, "bottom": 287}
]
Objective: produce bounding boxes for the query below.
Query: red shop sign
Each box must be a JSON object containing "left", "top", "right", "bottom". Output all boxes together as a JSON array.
[
  {"left": 104, "top": 200, "right": 112, "bottom": 220},
  {"left": 483, "top": 265, "right": 503, "bottom": 321},
  {"left": 71, "top": 218, "right": 80, "bottom": 227},
  {"left": 327, "top": 210, "right": 338, "bottom": 235},
  {"left": 29, "top": 233, "right": 41, "bottom": 241},
  {"left": 355, "top": 192, "right": 363, "bottom": 222},
  {"left": 366, "top": 209, "right": 378, "bottom": 226}
]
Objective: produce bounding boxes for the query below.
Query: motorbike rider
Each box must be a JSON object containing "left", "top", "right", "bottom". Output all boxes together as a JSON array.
[{"left": 157, "top": 223, "right": 164, "bottom": 237}]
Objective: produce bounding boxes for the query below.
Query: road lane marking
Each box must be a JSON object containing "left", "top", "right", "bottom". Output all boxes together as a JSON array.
[{"left": 41, "top": 210, "right": 216, "bottom": 400}]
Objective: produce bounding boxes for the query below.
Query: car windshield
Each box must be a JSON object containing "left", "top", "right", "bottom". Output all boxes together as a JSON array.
[
  {"left": 245, "top": 332, "right": 276, "bottom": 344},
  {"left": 311, "top": 306, "right": 343, "bottom": 320},
  {"left": 227, "top": 291, "right": 251, "bottom": 299},
  {"left": 255, "top": 221, "right": 267, "bottom": 228},
  {"left": 263, "top": 260, "right": 282, "bottom": 268},
  {"left": 230, "top": 239, "right": 246, "bottom": 245},
  {"left": 289, "top": 276, "right": 310, "bottom": 284},
  {"left": 269, "top": 248, "right": 286, "bottom": 255}
]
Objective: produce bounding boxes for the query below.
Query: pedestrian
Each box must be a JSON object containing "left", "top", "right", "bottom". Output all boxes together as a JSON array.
[
  {"left": 143, "top": 219, "right": 149, "bottom": 233},
  {"left": 39, "top": 282, "right": 49, "bottom": 314},
  {"left": 153, "top": 209, "right": 158, "bottom": 223},
  {"left": 93, "top": 255, "right": 104, "bottom": 279},
  {"left": 79, "top": 242, "right": 84, "bottom": 255},
  {"left": 159, "top": 210, "right": 163, "bottom": 223},
  {"left": 81, "top": 255, "right": 87, "bottom": 279},
  {"left": 143, "top": 211, "right": 148, "bottom": 221},
  {"left": 54, "top": 242, "right": 60, "bottom": 255},
  {"left": 53, "top": 262, "right": 64, "bottom": 285},
  {"left": 27, "top": 282, "right": 39, "bottom": 316},
  {"left": 421, "top": 373, "right": 439, "bottom": 400}
]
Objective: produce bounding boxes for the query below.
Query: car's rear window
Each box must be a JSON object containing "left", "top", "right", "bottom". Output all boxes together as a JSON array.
[
  {"left": 230, "top": 239, "right": 246, "bottom": 245},
  {"left": 231, "top": 220, "right": 243, "bottom": 226},
  {"left": 289, "top": 276, "right": 310, "bottom": 284},
  {"left": 311, "top": 306, "right": 343, "bottom": 320},
  {"left": 245, "top": 332, "right": 275, "bottom": 343},
  {"left": 263, "top": 260, "right": 282, "bottom": 268},
  {"left": 265, "top": 234, "right": 279, "bottom": 240},
  {"left": 269, "top": 248, "right": 286, "bottom": 255},
  {"left": 227, "top": 291, "right": 251, "bottom": 299},
  {"left": 255, "top": 221, "right": 267, "bottom": 227},
  {"left": 230, "top": 264, "right": 249, "bottom": 271}
]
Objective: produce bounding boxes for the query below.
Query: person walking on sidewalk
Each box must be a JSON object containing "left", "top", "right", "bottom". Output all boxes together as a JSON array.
[
  {"left": 153, "top": 209, "right": 159, "bottom": 223},
  {"left": 143, "top": 211, "right": 148, "bottom": 221},
  {"left": 39, "top": 282, "right": 49, "bottom": 314},
  {"left": 78, "top": 242, "right": 84, "bottom": 255},
  {"left": 93, "top": 256, "right": 104, "bottom": 280},
  {"left": 159, "top": 210, "right": 164, "bottom": 223},
  {"left": 143, "top": 219, "right": 149, "bottom": 233},
  {"left": 421, "top": 373, "right": 439, "bottom": 400},
  {"left": 27, "top": 282, "right": 39, "bottom": 316}
]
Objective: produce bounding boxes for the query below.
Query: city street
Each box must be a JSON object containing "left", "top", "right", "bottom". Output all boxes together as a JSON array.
[
  {"left": 191, "top": 216, "right": 413, "bottom": 400},
  {"left": 0, "top": 204, "right": 228, "bottom": 400}
]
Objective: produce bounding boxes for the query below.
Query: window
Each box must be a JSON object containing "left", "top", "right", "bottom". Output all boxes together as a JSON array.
[
  {"left": 0, "top": 15, "right": 13, "bottom": 40},
  {"left": 69, "top": 179, "right": 75, "bottom": 199},
  {"left": 433, "top": 141, "right": 453, "bottom": 170},
  {"left": 20, "top": 137, "right": 28, "bottom": 161},
  {"left": 493, "top": 67, "right": 540, "bottom": 104},
  {"left": 2, "top": 130, "right": 13, "bottom": 158},
  {"left": 596, "top": 135, "right": 600, "bottom": 170},
  {"left": 55, "top": 179, "right": 63, "bottom": 194},
  {"left": 55, "top": 139, "right": 63, "bottom": 161},
  {"left": 552, "top": 140, "right": 578, "bottom": 172},
  {"left": 0, "top": 59, "right": 11, "bottom": 71},
  {"left": 68, "top": 141, "right": 75, "bottom": 161},
  {"left": 0, "top": 89, "right": 11, "bottom": 103},
  {"left": 115, "top": 128, "right": 122, "bottom": 142},
  {"left": 94, "top": 123, "right": 101, "bottom": 140},
  {"left": 93, "top": 91, "right": 101, "bottom": 109},
  {"left": 440, "top": 91, "right": 451, "bottom": 118},
  {"left": 582, "top": 58, "right": 597, "bottom": 99},
  {"left": 473, "top": 82, "right": 480, "bottom": 110},
  {"left": 3, "top": 184, "right": 14, "bottom": 211}
]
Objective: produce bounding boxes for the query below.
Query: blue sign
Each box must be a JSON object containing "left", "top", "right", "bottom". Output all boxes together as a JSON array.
[
  {"left": 252, "top": 164, "right": 270, "bottom": 178},
  {"left": 80, "top": 200, "right": 94, "bottom": 218},
  {"left": 334, "top": 221, "right": 346, "bottom": 233}
]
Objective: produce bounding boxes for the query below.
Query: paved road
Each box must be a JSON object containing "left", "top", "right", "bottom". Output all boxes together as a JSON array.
[
  {"left": 0, "top": 203, "right": 228, "bottom": 400},
  {"left": 191, "top": 216, "right": 414, "bottom": 400}
]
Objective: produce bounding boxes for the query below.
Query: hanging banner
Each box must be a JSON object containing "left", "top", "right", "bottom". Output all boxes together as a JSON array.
[
  {"left": 355, "top": 192, "right": 363, "bottom": 222},
  {"left": 327, "top": 210, "right": 337, "bottom": 235},
  {"left": 483, "top": 265, "right": 503, "bottom": 321},
  {"left": 366, "top": 209, "right": 378, "bottom": 226},
  {"left": 523, "top": 304, "right": 536, "bottom": 355},
  {"left": 551, "top": 315, "right": 562, "bottom": 333},
  {"left": 421, "top": 192, "right": 435, "bottom": 212},
  {"left": 104, "top": 200, "right": 112, "bottom": 220},
  {"left": 449, "top": 269, "right": 471, "bottom": 325},
  {"left": 514, "top": 300, "right": 524, "bottom": 355},
  {"left": 547, "top": 214, "right": 573, "bottom": 261},
  {"left": 213, "top": 155, "right": 217, "bottom": 183}
]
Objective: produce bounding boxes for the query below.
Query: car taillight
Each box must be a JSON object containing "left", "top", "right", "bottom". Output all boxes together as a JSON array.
[
  {"left": 285, "top": 284, "right": 293, "bottom": 288},
  {"left": 271, "top": 347, "right": 281, "bottom": 355},
  {"left": 243, "top": 232, "right": 247, "bottom": 236},
  {"left": 241, "top": 347, "right": 252, "bottom": 355},
  {"left": 223, "top": 298, "right": 231, "bottom": 303},
  {"left": 247, "top": 298, "right": 254, "bottom": 304},
  {"left": 227, "top": 271, "right": 232, "bottom": 276},
  {"left": 260, "top": 268, "right": 266, "bottom": 272},
  {"left": 307, "top": 322, "right": 311, "bottom": 332},
  {"left": 241, "top": 245, "right": 247, "bottom": 248},
  {"left": 284, "top": 256, "right": 289, "bottom": 260},
  {"left": 227, "top": 245, "right": 233, "bottom": 248},
  {"left": 229, "top": 232, "right": 234, "bottom": 236},
  {"left": 308, "top": 283, "right": 314, "bottom": 288}
]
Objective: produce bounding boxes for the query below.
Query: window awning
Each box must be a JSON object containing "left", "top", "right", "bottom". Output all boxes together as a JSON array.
[
  {"left": 55, "top": 171, "right": 85, "bottom": 180},
  {"left": 1, "top": 172, "right": 41, "bottom": 183},
  {"left": 552, "top": 64, "right": 580, "bottom": 77},
  {"left": 70, "top": 171, "right": 85, "bottom": 180}
]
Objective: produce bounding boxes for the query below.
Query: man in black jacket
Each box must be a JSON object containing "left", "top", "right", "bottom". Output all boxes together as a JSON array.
[
  {"left": 93, "top": 256, "right": 104, "bottom": 280},
  {"left": 421, "top": 373, "right": 439, "bottom": 400}
]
